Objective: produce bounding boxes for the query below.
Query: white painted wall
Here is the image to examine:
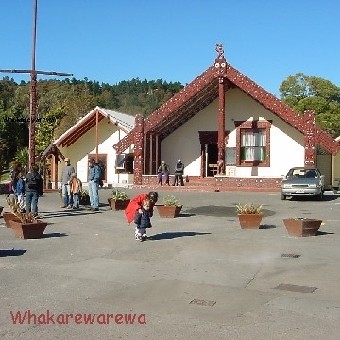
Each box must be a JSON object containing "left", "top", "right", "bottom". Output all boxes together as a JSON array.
[
  {"left": 162, "top": 88, "right": 305, "bottom": 178},
  {"left": 58, "top": 119, "right": 133, "bottom": 185}
]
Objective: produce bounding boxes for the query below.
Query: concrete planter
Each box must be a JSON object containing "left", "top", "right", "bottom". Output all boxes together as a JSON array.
[
  {"left": 156, "top": 205, "right": 182, "bottom": 218},
  {"left": 3, "top": 212, "right": 16, "bottom": 228},
  {"left": 283, "top": 218, "right": 322, "bottom": 237},
  {"left": 238, "top": 214, "right": 263, "bottom": 229},
  {"left": 79, "top": 195, "right": 90, "bottom": 205},
  {"left": 108, "top": 198, "right": 130, "bottom": 211},
  {"left": 8, "top": 218, "right": 47, "bottom": 239}
]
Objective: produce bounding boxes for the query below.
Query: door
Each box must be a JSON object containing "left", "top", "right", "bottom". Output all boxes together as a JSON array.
[{"left": 207, "top": 144, "right": 218, "bottom": 177}]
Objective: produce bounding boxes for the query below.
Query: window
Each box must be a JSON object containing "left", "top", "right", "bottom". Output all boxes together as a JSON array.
[
  {"left": 115, "top": 153, "right": 134, "bottom": 173},
  {"left": 235, "top": 120, "right": 271, "bottom": 166},
  {"left": 240, "top": 129, "right": 266, "bottom": 162}
]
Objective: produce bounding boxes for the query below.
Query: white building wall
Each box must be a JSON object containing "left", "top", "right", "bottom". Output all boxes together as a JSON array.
[
  {"left": 58, "top": 119, "right": 133, "bottom": 185},
  {"left": 162, "top": 88, "right": 305, "bottom": 178},
  {"left": 162, "top": 102, "right": 218, "bottom": 176}
]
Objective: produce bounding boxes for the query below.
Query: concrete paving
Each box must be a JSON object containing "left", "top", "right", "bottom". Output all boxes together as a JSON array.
[{"left": 1, "top": 188, "right": 340, "bottom": 339}]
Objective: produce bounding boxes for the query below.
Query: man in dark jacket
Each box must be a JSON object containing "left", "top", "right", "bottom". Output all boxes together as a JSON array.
[
  {"left": 88, "top": 158, "right": 101, "bottom": 211},
  {"left": 25, "top": 165, "right": 43, "bottom": 216},
  {"left": 173, "top": 160, "right": 184, "bottom": 186}
]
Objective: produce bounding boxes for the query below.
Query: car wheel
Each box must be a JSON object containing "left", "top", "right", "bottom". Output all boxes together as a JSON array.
[{"left": 280, "top": 193, "right": 286, "bottom": 200}]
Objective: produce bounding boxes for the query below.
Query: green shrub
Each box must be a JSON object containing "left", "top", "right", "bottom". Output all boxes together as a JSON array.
[
  {"left": 163, "top": 195, "right": 181, "bottom": 207},
  {"left": 236, "top": 203, "right": 263, "bottom": 215},
  {"left": 111, "top": 189, "right": 129, "bottom": 201}
]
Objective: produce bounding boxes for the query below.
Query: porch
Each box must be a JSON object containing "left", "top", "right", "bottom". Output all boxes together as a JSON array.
[{"left": 137, "top": 175, "right": 282, "bottom": 192}]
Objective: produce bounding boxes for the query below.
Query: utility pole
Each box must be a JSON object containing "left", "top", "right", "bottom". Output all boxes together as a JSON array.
[{"left": 0, "top": 0, "right": 73, "bottom": 170}]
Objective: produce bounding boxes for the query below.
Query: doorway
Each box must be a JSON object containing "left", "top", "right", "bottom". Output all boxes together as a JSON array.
[{"left": 207, "top": 144, "right": 218, "bottom": 177}]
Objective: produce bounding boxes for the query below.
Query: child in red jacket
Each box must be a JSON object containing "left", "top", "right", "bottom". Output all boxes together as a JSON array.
[{"left": 125, "top": 192, "right": 158, "bottom": 240}]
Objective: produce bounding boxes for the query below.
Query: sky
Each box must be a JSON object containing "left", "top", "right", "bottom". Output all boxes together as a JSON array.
[{"left": 0, "top": 0, "right": 339, "bottom": 97}]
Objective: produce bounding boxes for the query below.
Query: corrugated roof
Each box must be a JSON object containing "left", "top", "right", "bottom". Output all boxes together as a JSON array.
[{"left": 54, "top": 106, "right": 135, "bottom": 147}]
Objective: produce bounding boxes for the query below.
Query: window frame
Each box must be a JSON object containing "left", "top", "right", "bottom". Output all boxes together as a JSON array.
[
  {"left": 235, "top": 120, "right": 271, "bottom": 167},
  {"left": 115, "top": 153, "right": 134, "bottom": 174}
]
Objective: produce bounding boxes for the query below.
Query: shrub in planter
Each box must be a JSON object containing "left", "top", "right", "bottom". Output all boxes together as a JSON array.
[
  {"left": 108, "top": 189, "right": 130, "bottom": 210},
  {"left": 6, "top": 194, "right": 47, "bottom": 239},
  {"left": 157, "top": 195, "right": 182, "bottom": 218},
  {"left": 79, "top": 190, "right": 90, "bottom": 205},
  {"left": 236, "top": 203, "right": 264, "bottom": 229}
]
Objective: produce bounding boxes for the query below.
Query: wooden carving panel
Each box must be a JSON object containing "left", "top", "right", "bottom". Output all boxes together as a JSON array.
[
  {"left": 303, "top": 110, "right": 316, "bottom": 167},
  {"left": 133, "top": 115, "right": 144, "bottom": 185}
]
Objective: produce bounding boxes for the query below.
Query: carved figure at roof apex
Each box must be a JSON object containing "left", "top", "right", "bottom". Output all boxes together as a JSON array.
[{"left": 215, "top": 43, "right": 224, "bottom": 59}]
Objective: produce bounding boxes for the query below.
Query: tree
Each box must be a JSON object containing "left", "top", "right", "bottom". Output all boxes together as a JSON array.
[
  {"left": 280, "top": 73, "right": 340, "bottom": 137},
  {"left": 0, "top": 76, "right": 184, "bottom": 165},
  {"left": 35, "top": 107, "right": 65, "bottom": 154}
]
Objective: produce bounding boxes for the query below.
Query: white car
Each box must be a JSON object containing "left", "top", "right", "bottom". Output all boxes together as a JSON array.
[{"left": 281, "top": 167, "right": 325, "bottom": 200}]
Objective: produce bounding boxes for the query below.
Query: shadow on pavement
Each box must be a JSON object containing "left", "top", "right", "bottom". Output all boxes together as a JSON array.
[
  {"left": 178, "top": 213, "right": 196, "bottom": 217},
  {"left": 288, "top": 194, "right": 338, "bottom": 202},
  {"left": 148, "top": 231, "right": 211, "bottom": 241},
  {"left": 42, "top": 232, "right": 68, "bottom": 238},
  {"left": 40, "top": 209, "right": 104, "bottom": 219},
  {"left": 316, "top": 230, "right": 334, "bottom": 236},
  {"left": 260, "top": 224, "right": 277, "bottom": 229},
  {"left": 185, "top": 205, "right": 275, "bottom": 218},
  {"left": 0, "top": 249, "right": 26, "bottom": 257}
]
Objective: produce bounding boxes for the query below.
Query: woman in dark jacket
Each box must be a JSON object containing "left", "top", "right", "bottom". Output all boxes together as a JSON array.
[{"left": 25, "top": 165, "right": 43, "bottom": 216}]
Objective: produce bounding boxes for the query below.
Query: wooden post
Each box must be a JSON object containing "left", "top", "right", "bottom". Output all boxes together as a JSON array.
[
  {"left": 133, "top": 114, "right": 144, "bottom": 185},
  {"left": 214, "top": 44, "right": 227, "bottom": 175},
  {"left": 95, "top": 109, "right": 99, "bottom": 162},
  {"left": 0, "top": 0, "right": 73, "bottom": 170},
  {"left": 217, "top": 77, "right": 226, "bottom": 174}
]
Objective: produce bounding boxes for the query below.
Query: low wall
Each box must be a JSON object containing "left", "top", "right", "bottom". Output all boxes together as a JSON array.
[{"left": 141, "top": 175, "right": 282, "bottom": 192}]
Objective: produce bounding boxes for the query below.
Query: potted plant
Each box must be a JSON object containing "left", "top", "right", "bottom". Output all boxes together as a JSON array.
[
  {"left": 79, "top": 189, "right": 90, "bottom": 205},
  {"left": 156, "top": 195, "right": 182, "bottom": 218},
  {"left": 236, "top": 203, "right": 263, "bottom": 229},
  {"left": 3, "top": 194, "right": 21, "bottom": 228},
  {"left": 283, "top": 218, "right": 322, "bottom": 237},
  {"left": 5, "top": 195, "right": 47, "bottom": 239},
  {"left": 108, "top": 189, "right": 130, "bottom": 210}
]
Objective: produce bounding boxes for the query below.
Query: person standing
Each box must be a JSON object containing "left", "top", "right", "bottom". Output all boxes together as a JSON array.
[
  {"left": 25, "top": 165, "right": 43, "bottom": 216},
  {"left": 173, "top": 160, "right": 184, "bottom": 186},
  {"left": 88, "top": 158, "right": 101, "bottom": 211},
  {"left": 157, "top": 161, "right": 170, "bottom": 185},
  {"left": 133, "top": 199, "right": 152, "bottom": 241},
  {"left": 16, "top": 171, "right": 26, "bottom": 212},
  {"left": 60, "top": 158, "right": 75, "bottom": 208},
  {"left": 69, "top": 172, "right": 82, "bottom": 209},
  {"left": 10, "top": 162, "right": 23, "bottom": 194}
]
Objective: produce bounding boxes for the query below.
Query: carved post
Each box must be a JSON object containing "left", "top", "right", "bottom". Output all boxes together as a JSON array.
[
  {"left": 29, "top": 73, "right": 37, "bottom": 171},
  {"left": 134, "top": 114, "right": 144, "bottom": 185},
  {"left": 304, "top": 110, "right": 316, "bottom": 168},
  {"left": 214, "top": 44, "right": 227, "bottom": 175},
  {"left": 217, "top": 77, "right": 226, "bottom": 174}
]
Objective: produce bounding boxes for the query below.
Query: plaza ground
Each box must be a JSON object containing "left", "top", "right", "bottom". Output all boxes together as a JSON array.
[{"left": 1, "top": 188, "right": 340, "bottom": 339}]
